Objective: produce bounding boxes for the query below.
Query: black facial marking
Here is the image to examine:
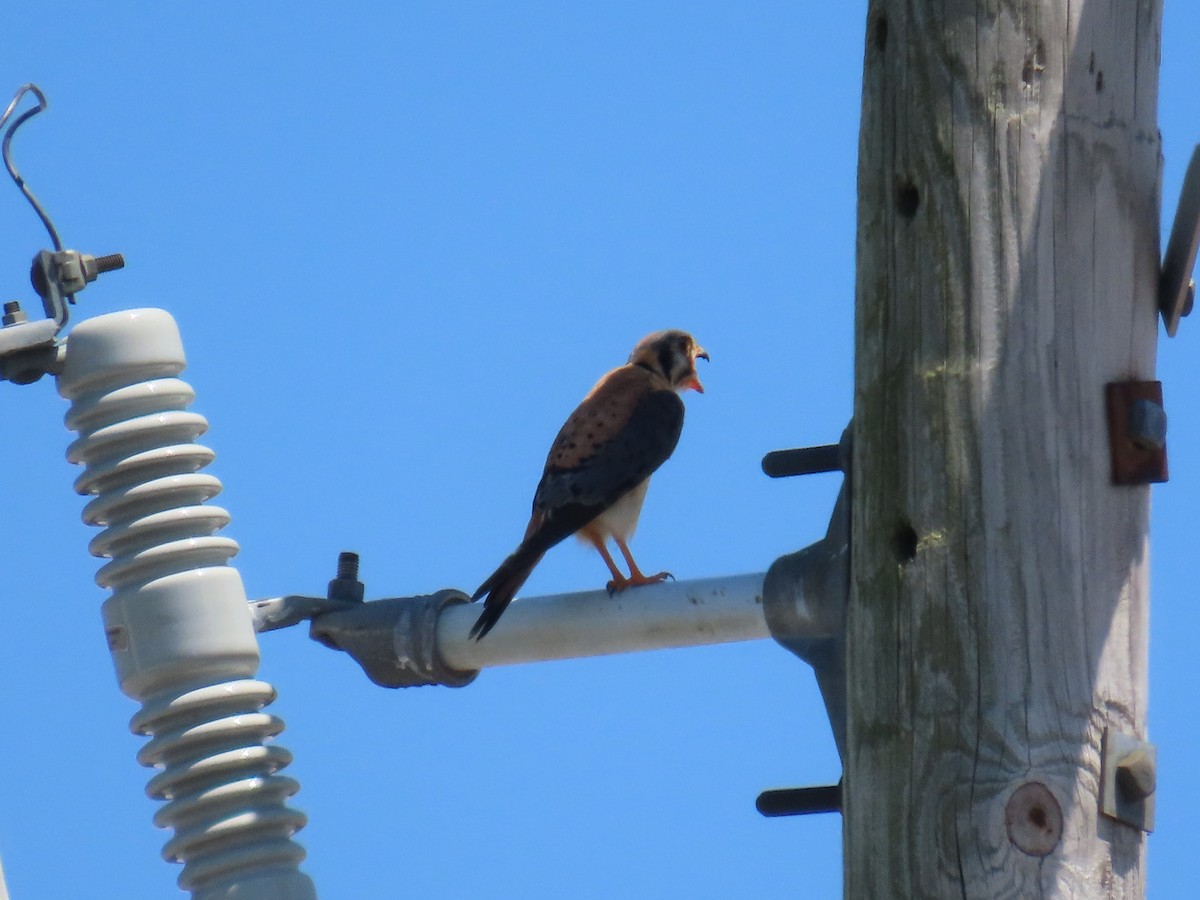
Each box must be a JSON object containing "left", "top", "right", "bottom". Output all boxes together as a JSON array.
[{"left": 656, "top": 343, "right": 674, "bottom": 381}]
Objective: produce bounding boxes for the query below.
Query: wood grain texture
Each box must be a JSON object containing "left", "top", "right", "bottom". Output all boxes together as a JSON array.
[{"left": 848, "top": 1, "right": 1161, "bottom": 897}]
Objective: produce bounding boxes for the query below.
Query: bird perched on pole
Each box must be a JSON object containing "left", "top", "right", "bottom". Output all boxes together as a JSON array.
[{"left": 469, "top": 329, "right": 708, "bottom": 640}]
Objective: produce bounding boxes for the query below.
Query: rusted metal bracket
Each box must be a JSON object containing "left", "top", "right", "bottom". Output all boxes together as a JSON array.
[{"left": 1105, "top": 381, "right": 1168, "bottom": 485}]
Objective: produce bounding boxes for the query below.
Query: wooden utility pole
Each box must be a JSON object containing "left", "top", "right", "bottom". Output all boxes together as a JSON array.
[{"left": 847, "top": 2, "right": 1162, "bottom": 897}]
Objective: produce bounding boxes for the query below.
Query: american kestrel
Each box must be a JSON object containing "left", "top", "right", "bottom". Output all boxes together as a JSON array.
[{"left": 469, "top": 329, "right": 708, "bottom": 640}]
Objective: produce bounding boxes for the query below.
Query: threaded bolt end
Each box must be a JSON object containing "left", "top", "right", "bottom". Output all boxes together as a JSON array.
[
  {"left": 93, "top": 253, "right": 126, "bottom": 274},
  {"left": 336, "top": 551, "right": 360, "bottom": 580},
  {"left": 327, "top": 552, "right": 364, "bottom": 604},
  {"left": 2, "top": 300, "right": 27, "bottom": 327}
]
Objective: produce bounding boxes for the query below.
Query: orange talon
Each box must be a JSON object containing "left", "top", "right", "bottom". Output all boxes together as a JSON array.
[
  {"left": 629, "top": 571, "right": 671, "bottom": 588},
  {"left": 606, "top": 572, "right": 669, "bottom": 593}
]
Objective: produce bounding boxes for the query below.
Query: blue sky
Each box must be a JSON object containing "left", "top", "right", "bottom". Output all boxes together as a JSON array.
[{"left": 1, "top": 3, "right": 1197, "bottom": 897}]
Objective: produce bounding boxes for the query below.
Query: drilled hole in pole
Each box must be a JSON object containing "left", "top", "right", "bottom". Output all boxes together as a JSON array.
[
  {"left": 892, "top": 521, "right": 918, "bottom": 563},
  {"left": 896, "top": 180, "right": 921, "bottom": 218},
  {"left": 873, "top": 14, "right": 889, "bottom": 52}
]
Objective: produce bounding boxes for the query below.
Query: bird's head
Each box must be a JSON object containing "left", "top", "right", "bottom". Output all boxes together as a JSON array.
[{"left": 628, "top": 329, "right": 709, "bottom": 393}]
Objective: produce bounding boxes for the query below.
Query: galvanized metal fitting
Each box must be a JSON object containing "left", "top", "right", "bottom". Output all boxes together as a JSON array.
[
  {"left": 31, "top": 249, "right": 126, "bottom": 304},
  {"left": 309, "top": 590, "right": 479, "bottom": 688}
]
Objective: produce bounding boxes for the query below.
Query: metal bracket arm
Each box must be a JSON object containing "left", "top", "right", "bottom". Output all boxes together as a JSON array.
[
  {"left": 254, "top": 573, "right": 772, "bottom": 687},
  {"left": 754, "top": 425, "right": 851, "bottom": 816},
  {"left": 1161, "top": 143, "right": 1200, "bottom": 336},
  {"left": 761, "top": 479, "right": 849, "bottom": 762}
]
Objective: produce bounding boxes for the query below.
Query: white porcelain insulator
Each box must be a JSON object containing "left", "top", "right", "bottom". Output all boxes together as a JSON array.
[{"left": 58, "top": 309, "right": 316, "bottom": 900}]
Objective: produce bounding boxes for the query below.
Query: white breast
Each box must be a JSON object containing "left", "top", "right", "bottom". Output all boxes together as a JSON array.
[{"left": 580, "top": 478, "right": 650, "bottom": 542}]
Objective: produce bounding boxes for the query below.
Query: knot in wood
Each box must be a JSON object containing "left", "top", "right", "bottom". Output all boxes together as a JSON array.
[{"left": 1005, "top": 782, "right": 1062, "bottom": 857}]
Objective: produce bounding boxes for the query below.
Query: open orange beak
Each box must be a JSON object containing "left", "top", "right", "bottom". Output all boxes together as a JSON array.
[{"left": 684, "top": 347, "right": 710, "bottom": 393}]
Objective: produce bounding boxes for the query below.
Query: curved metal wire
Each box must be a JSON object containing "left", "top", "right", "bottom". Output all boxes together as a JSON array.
[{"left": 2, "top": 83, "right": 63, "bottom": 251}]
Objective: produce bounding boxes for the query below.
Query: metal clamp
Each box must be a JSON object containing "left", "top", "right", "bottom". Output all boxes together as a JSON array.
[
  {"left": 1, "top": 83, "right": 124, "bottom": 385},
  {"left": 309, "top": 589, "right": 479, "bottom": 689},
  {"left": 250, "top": 551, "right": 479, "bottom": 688}
]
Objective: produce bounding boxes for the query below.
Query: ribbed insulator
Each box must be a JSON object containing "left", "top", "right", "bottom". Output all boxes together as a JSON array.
[
  {"left": 65, "top": 377, "right": 239, "bottom": 590},
  {"left": 133, "top": 680, "right": 308, "bottom": 892},
  {"left": 58, "top": 309, "right": 315, "bottom": 900}
]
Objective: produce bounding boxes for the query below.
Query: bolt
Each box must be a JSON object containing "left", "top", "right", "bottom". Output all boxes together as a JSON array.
[
  {"left": 761, "top": 444, "right": 841, "bottom": 478},
  {"left": 92, "top": 253, "right": 125, "bottom": 275},
  {"left": 1127, "top": 398, "right": 1167, "bottom": 452},
  {"left": 1116, "top": 747, "right": 1156, "bottom": 801},
  {"left": 336, "top": 551, "right": 360, "bottom": 580},
  {"left": 328, "top": 551, "right": 364, "bottom": 604},
  {"left": 79, "top": 252, "right": 126, "bottom": 285},
  {"left": 2, "top": 301, "right": 27, "bottom": 327}
]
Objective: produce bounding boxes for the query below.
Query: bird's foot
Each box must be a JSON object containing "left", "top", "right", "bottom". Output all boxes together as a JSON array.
[{"left": 607, "top": 571, "right": 672, "bottom": 594}]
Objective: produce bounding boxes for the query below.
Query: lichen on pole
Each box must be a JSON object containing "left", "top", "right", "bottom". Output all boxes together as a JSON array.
[{"left": 848, "top": 1, "right": 1162, "bottom": 897}]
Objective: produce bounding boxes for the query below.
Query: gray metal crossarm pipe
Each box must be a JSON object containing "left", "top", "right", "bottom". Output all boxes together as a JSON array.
[
  {"left": 306, "top": 574, "right": 771, "bottom": 686},
  {"left": 295, "top": 468, "right": 850, "bottom": 768},
  {"left": 438, "top": 573, "right": 770, "bottom": 670}
]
